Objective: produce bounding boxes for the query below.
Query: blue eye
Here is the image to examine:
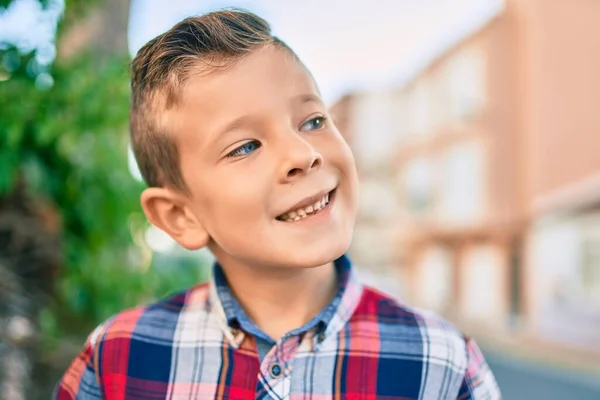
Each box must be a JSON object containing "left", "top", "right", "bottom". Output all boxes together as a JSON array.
[
  {"left": 300, "top": 116, "right": 327, "bottom": 132},
  {"left": 227, "top": 141, "right": 261, "bottom": 158}
]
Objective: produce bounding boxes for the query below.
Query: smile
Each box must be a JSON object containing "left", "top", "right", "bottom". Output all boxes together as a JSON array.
[{"left": 276, "top": 190, "right": 335, "bottom": 222}]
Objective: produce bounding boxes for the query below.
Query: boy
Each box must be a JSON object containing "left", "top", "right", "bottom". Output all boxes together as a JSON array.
[{"left": 55, "top": 9, "right": 500, "bottom": 400}]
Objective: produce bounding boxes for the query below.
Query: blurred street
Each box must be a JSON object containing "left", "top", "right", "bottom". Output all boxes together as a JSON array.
[{"left": 484, "top": 350, "right": 600, "bottom": 400}]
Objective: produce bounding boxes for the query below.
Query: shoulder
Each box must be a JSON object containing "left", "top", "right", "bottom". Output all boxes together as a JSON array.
[
  {"left": 355, "top": 285, "right": 470, "bottom": 367},
  {"left": 88, "top": 282, "right": 211, "bottom": 354},
  {"left": 356, "top": 286, "right": 501, "bottom": 398},
  {"left": 54, "top": 284, "right": 214, "bottom": 396},
  {"left": 357, "top": 285, "right": 465, "bottom": 333}
]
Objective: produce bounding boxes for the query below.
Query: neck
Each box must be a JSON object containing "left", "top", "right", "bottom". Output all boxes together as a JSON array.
[{"left": 216, "top": 257, "right": 338, "bottom": 342}]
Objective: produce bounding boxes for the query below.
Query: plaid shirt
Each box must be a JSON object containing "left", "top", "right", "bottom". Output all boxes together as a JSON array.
[{"left": 55, "top": 255, "right": 501, "bottom": 399}]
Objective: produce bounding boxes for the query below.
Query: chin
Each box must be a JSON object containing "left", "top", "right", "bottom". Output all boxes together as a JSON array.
[
  {"left": 213, "top": 223, "right": 355, "bottom": 270},
  {"left": 284, "top": 236, "right": 351, "bottom": 269}
]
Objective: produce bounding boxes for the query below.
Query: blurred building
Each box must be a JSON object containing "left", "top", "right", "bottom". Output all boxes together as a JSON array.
[
  {"left": 516, "top": 0, "right": 600, "bottom": 351},
  {"left": 333, "top": 0, "right": 600, "bottom": 353}
]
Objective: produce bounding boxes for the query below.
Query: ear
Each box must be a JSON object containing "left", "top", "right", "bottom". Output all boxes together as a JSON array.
[{"left": 140, "top": 187, "right": 209, "bottom": 250}]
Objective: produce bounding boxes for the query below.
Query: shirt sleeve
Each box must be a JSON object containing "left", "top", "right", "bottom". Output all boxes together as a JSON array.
[
  {"left": 456, "top": 336, "right": 502, "bottom": 399},
  {"left": 53, "top": 325, "right": 104, "bottom": 400}
]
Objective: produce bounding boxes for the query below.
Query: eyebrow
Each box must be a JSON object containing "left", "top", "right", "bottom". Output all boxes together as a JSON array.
[
  {"left": 216, "top": 115, "right": 253, "bottom": 138},
  {"left": 215, "top": 93, "right": 324, "bottom": 138},
  {"left": 293, "top": 93, "right": 322, "bottom": 106}
]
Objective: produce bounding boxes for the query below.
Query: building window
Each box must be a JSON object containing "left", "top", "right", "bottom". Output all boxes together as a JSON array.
[
  {"left": 444, "top": 47, "right": 486, "bottom": 122},
  {"left": 460, "top": 245, "right": 505, "bottom": 319},
  {"left": 350, "top": 91, "right": 396, "bottom": 169},
  {"left": 406, "top": 80, "right": 433, "bottom": 138},
  {"left": 580, "top": 215, "right": 600, "bottom": 307},
  {"left": 530, "top": 213, "right": 600, "bottom": 348},
  {"left": 394, "top": 91, "right": 412, "bottom": 144},
  {"left": 438, "top": 141, "right": 485, "bottom": 226},
  {"left": 402, "top": 157, "right": 435, "bottom": 214},
  {"left": 416, "top": 245, "right": 453, "bottom": 313}
]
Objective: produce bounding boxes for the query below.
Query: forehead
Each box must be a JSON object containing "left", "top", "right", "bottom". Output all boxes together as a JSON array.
[{"left": 173, "top": 47, "right": 319, "bottom": 128}]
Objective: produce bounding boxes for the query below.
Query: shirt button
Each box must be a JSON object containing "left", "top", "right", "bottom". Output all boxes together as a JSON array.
[
  {"left": 269, "top": 363, "right": 282, "bottom": 378},
  {"left": 318, "top": 332, "right": 326, "bottom": 343}
]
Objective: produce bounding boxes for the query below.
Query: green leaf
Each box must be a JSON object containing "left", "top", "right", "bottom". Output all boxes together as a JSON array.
[
  {"left": 5, "top": 122, "right": 23, "bottom": 148},
  {"left": 0, "top": 150, "right": 17, "bottom": 193}
]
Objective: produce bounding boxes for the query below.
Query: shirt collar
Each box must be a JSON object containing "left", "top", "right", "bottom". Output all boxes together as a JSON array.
[{"left": 209, "top": 253, "right": 362, "bottom": 344}]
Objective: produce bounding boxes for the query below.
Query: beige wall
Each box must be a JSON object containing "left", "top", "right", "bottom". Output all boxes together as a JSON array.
[
  {"left": 514, "top": 0, "right": 600, "bottom": 203},
  {"left": 390, "top": 16, "right": 523, "bottom": 236}
]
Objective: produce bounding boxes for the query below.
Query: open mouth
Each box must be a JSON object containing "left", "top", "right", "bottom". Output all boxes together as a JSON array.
[{"left": 276, "top": 189, "right": 336, "bottom": 222}]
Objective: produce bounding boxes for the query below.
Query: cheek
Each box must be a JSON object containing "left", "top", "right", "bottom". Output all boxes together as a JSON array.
[
  {"left": 197, "top": 173, "right": 275, "bottom": 257},
  {"left": 325, "top": 135, "right": 357, "bottom": 175},
  {"left": 198, "top": 172, "right": 270, "bottom": 224},
  {"left": 328, "top": 137, "right": 359, "bottom": 207}
]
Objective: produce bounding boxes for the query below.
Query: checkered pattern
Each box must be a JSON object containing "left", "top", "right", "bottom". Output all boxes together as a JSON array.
[{"left": 55, "top": 256, "right": 501, "bottom": 399}]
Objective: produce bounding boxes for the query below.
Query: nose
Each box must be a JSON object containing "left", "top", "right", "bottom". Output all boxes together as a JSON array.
[{"left": 278, "top": 133, "right": 323, "bottom": 183}]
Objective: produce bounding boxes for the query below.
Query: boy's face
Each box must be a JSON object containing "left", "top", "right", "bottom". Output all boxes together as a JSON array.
[{"left": 145, "top": 46, "right": 358, "bottom": 269}]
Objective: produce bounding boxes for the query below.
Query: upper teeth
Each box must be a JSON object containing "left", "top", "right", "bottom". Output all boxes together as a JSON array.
[{"left": 280, "top": 193, "right": 330, "bottom": 222}]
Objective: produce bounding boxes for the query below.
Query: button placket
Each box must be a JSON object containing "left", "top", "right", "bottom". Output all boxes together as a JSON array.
[
  {"left": 259, "top": 334, "right": 298, "bottom": 383},
  {"left": 258, "top": 355, "right": 288, "bottom": 400},
  {"left": 260, "top": 347, "right": 284, "bottom": 382}
]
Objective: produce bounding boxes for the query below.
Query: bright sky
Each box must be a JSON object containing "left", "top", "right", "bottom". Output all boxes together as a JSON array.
[
  {"left": 128, "top": 0, "right": 503, "bottom": 104},
  {"left": 1, "top": 0, "right": 502, "bottom": 102},
  {"left": 0, "top": 0, "right": 64, "bottom": 64}
]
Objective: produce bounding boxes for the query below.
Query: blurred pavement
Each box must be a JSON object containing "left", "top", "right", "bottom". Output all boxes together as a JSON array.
[{"left": 485, "top": 350, "right": 600, "bottom": 400}]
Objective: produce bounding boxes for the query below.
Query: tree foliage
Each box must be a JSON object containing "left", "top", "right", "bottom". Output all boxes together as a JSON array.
[{"left": 0, "top": 1, "right": 209, "bottom": 353}]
